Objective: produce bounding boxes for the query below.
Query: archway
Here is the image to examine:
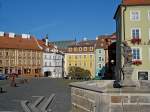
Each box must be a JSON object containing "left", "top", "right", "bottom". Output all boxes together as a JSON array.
[{"left": 44, "top": 71, "right": 52, "bottom": 77}]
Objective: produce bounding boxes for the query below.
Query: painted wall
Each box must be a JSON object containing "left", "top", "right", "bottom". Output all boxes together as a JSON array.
[
  {"left": 116, "top": 5, "right": 150, "bottom": 80},
  {"left": 42, "top": 52, "right": 63, "bottom": 78},
  {"left": 65, "top": 53, "right": 95, "bottom": 78},
  {"left": 95, "top": 49, "right": 105, "bottom": 78}
]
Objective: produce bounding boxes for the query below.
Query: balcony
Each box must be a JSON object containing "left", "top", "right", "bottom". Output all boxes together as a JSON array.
[
  {"left": 132, "top": 60, "right": 142, "bottom": 66},
  {"left": 131, "top": 38, "right": 141, "bottom": 44}
]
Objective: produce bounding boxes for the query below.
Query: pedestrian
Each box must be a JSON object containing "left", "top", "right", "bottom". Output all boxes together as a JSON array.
[{"left": 10, "top": 74, "right": 16, "bottom": 87}]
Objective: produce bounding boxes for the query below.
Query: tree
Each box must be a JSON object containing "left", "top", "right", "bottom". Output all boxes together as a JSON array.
[{"left": 68, "top": 66, "right": 91, "bottom": 80}]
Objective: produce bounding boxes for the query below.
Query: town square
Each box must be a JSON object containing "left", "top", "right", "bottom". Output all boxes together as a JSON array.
[{"left": 1, "top": 0, "right": 150, "bottom": 112}]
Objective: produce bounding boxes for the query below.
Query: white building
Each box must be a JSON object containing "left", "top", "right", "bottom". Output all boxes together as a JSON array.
[{"left": 38, "top": 37, "right": 64, "bottom": 78}]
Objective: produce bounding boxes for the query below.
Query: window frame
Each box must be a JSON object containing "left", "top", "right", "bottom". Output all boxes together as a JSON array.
[
  {"left": 84, "top": 47, "right": 87, "bottom": 51},
  {"left": 130, "top": 10, "right": 140, "bottom": 21},
  {"left": 131, "top": 28, "right": 141, "bottom": 39},
  {"left": 79, "top": 47, "right": 82, "bottom": 51},
  {"left": 132, "top": 47, "right": 142, "bottom": 60},
  {"left": 148, "top": 11, "right": 150, "bottom": 20}
]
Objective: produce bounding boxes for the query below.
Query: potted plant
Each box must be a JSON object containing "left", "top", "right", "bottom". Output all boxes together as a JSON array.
[
  {"left": 131, "top": 38, "right": 141, "bottom": 44},
  {"left": 132, "top": 60, "right": 142, "bottom": 66}
]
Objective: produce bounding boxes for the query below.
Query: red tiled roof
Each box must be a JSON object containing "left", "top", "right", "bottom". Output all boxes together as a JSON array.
[
  {"left": 123, "top": 0, "right": 150, "bottom": 5},
  {"left": 37, "top": 40, "right": 54, "bottom": 51},
  {"left": 95, "top": 34, "right": 116, "bottom": 49},
  {"left": 0, "top": 35, "right": 41, "bottom": 51}
]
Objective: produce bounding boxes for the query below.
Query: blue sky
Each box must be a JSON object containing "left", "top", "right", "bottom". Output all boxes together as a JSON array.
[{"left": 0, "top": 0, "right": 121, "bottom": 41}]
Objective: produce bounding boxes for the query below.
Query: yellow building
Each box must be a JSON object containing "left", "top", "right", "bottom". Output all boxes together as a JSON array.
[{"left": 65, "top": 40, "right": 96, "bottom": 78}]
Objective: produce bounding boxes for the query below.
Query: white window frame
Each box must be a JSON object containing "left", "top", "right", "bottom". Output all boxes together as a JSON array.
[
  {"left": 131, "top": 28, "right": 141, "bottom": 39},
  {"left": 148, "top": 11, "right": 150, "bottom": 20},
  {"left": 132, "top": 47, "right": 142, "bottom": 60},
  {"left": 130, "top": 10, "right": 140, "bottom": 21}
]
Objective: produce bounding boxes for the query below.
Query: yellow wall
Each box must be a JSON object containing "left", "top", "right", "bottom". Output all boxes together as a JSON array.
[{"left": 65, "top": 53, "right": 95, "bottom": 78}]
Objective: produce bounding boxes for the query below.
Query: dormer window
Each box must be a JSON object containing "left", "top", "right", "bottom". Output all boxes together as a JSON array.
[
  {"left": 90, "top": 47, "right": 93, "bottom": 51},
  {"left": 79, "top": 47, "right": 82, "bottom": 51},
  {"left": 84, "top": 47, "right": 87, "bottom": 51}
]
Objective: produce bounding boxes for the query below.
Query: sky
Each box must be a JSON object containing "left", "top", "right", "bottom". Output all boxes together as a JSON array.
[{"left": 0, "top": 0, "right": 121, "bottom": 41}]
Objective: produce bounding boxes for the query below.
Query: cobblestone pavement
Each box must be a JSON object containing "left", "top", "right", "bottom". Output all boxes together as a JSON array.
[{"left": 0, "top": 78, "right": 77, "bottom": 112}]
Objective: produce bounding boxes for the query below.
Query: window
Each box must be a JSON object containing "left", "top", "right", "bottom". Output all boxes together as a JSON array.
[
  {"left": 84, "top": 62, "right": 86, "bottom": 67},
  {"left": 6, "top": 52, "right": 9, "bottom": 56},
  {"left": 99, "top": 64, "right": 101, "bottom": 68},
  {"left": 45, "top": 55, "right": 47, "bottom": 59},
  {"left": 79, "top": 47, "right": 82, "bottom": 51},
  {"left": 90, "top": 47, "right": 93, "bottom": 51},
  {"left": 132, "top": 48, "right": 141, "bottom": 60},
  {"left": 90, "top": 55, "right": 92, "bottom": 58},
  {"left": 99, "top": 57, "right": 102, "bottom": 61},
  {"left": 45, "top": 62, "right": 47, "bottom": 66},
  {"left": 75, "top": 56, "right": 77, "bottom": 59},
  {"left": 131, "top": 28, "right": 140, "bottom": 38},
  {"left": 148, "top": 11, "right": 150, "bottom": 20},
  {"left": 138, "top": 72, "right": 148, "bottom": 80},
  {"left": 130, "top": 11, "right": 140, "bottom": 21},
  {"left": 99, "top": 50, "right": 101, "bottom": 53},
  {"left": 84, "top": 47, "right": 87, "bottom": 51},
  {"left": 0, "top": 60, "right": 2, "bottom": 64},
  {"left": 69, "top": 56, "right": 71, "bottom": 59},
  {"left": 90, "top": 62, "right": 92, "bottom": 67}
]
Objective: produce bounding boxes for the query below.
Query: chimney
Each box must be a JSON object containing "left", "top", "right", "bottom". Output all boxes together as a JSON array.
[
  {"left": 45, "top": 34, "right": 49, "bottom": 46},
  {"left": 9, "top": 32, "right": 15, "bottom": 38},
  {"left": 22, "top": 34, "right": 30, "bottom": 39},
  {"left": 96, "top": 36, "right": 98, "bottom": 40},
  {"left": 0, "top": 32, "right": 4, "bottom": 37}
]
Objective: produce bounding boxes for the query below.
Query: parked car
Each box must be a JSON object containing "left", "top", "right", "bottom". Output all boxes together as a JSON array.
[{"left": 0, "top": 74, "right": 8, "bottom": 80}]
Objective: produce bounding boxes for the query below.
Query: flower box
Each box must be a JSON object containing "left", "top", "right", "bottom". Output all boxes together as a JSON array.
[
  {"left": 131, "top": 38, "right": 141, "bottom": 44},
  {"left": 132, "top": 60, "right": 142, "bottom": 65}
]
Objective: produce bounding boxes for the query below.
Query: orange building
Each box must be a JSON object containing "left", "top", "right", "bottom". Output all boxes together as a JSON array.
[{"left": 0, "top": 32, "right": 42, "bottom": 77}]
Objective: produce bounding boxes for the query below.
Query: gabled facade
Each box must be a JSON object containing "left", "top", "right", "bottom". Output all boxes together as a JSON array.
[
  {"left": 114, "top": 0, "right": 150, "bottom": 80},
  {"left": 0, "top": 32, "right": 42, "bottom": 77},
  {"left": 38, "top": 37, "right": 64, "bottom": 78},
  {"left": 65, "top": 39, "right": 96, "bottom": 78}
]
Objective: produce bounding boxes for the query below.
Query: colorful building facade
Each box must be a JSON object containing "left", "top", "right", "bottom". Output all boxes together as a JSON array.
[
  {"left": 38, "top": 37, "right": 64, "bottom": 78},
  {"left": 95, "top": 35, "right": 116, "bottom": 79},
  {"left": 65, "top": 40, "right": 96, "bottom": 78},
  {"left": 114, "top": 0, "right": 150, "bottom": 80},
  {"left": 0, "top": 32, "right": 42, "bottom": 77}
]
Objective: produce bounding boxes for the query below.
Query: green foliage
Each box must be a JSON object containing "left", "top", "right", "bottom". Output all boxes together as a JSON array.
[{"left": 68, "top": 66, "right": 91, "bottom": 80}]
